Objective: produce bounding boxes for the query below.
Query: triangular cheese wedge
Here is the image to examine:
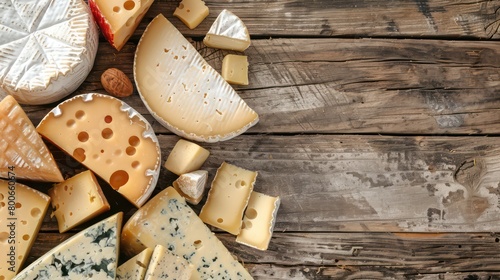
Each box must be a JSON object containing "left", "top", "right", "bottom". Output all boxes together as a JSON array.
[
  {"left": 0, "top": 95, "right": 63, "bottom": 182},
  {"left": 203, "top": 9, "right": 251, "bottom": 51},
  {"left": 116, "top": 247, "right": 153, "bottom": 280},
  {"left": 144, "top": 245, "right": 194, "bottom": 280},
  {"left": 0, "top": 180, "right": 51, "bottom": 279},
  {"left": 14, "top": 212, "right": 123, "bottom": 280},
  {"left": 134, "top": 14, "right": 258, "bottom": 142}
]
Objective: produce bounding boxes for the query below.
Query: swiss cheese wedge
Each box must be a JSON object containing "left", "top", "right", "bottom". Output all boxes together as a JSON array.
[{"left": 134, "top": 14, "right": 258, "bottom": 142}]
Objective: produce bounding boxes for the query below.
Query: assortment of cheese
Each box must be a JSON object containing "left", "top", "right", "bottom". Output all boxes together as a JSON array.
[{"left": 0, "top": 0, "right": 280, "bottom": 279}]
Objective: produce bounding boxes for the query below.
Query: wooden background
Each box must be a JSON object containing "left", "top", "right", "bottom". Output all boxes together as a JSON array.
[{"left": 18, "top": 0, "right": 500, "bottom": 279}]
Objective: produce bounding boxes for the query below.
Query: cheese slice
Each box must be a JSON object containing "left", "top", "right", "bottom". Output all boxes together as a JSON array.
[
  {"left": 236, "top": 192, "right": 280, "bottom": 250},
  {"left": 144, "top": 245, "right": 194, "bottom": 280},
  {"left": 14, "top": 212, "right": 123, "bottom": 280},
  {"left": 121, "top": 187, "right": 253, "bottom": 279},
  {"left": 172, "top": 170, "right": 208, "bottom": 205},
  {"left": 48, "top": 170, "right": 110, "bottom": 233},
  {"left": 173, "top": 0, "right": 209, "bottom": 29},
  {"left": 203, "top": 10, "right": 251, "bottom": 51},
  {"left": 37, "top": 93, "right": 161, "bottom": 208},
  {"left": 0, "top": 180, "right": 50, "bottom": 279},
  {"left": 199, "top": 162, "right": 257, "bottom": 235},
  {"left": 134, "top": 14, "right": 259, "bottom": 142},
  {"left": 89, "top": 0, "right": 154, "bottom": 51},
  {"left": 116, "top": 247, "right": 153, "bottom": 280},
  {"left": 0, "top": 95, "right": 63, "bottom": 182},
  {"left": 0, "top": 0, "right": 98, "bottom": 105},
  {"left": 222, "top": 54, "right": 249, "bottom": 85},
  {"left": 164, "top": 139, "right": 210, "bottom": 176}
]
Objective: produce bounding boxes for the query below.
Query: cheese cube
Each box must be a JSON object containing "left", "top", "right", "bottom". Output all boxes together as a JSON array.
[
  {"left": 203, "top": 9, "right": 251, "bottom": 51},
  {"left": 48, "top": 170, "right": 110, "bottom": 233},
  {"left": 172, "top": 170, "right": 208, "bottom": 205},
  {"left": 116, "top": 247, "right": 153, "bottom": 280},
  {"left": 222, "top": 54, "right": 249, "bottom": 85},
  {"left": 236, "top": 192, "right": 280, "bottom": 250},
  {"left": 173, "top": 0, "right": 209, "bottom": 29},
  {"left": 164, "top": 139, "right": 210, "bottom": 176},
  {"left": 199, "top": 162, "right": 257, "bottom": 235},
  {"left": 144, "top": 245, "right": 194, "bottom": 280}
]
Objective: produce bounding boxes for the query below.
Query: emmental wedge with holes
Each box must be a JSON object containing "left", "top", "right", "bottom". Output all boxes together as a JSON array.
[{"left": 36, "top": 93, "right": 161, "bottom": 208}]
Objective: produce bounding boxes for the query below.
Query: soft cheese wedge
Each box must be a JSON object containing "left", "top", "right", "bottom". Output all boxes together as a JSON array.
[
  {"left": 89, "top": 0, "right": 154, "bottom": 51},
  {"left": 116, "top": 247, "right": 153, "bottom": 280},
  {"left": 37, "top": 93, "right": 161, "bottom": 207},
  {"left": 0, "top": 95, "right": 63, "bottom": 182},
  {"left": 134, "top": 14, "right": 259, "bottom": 142},
  {"left": 0, "top": 0, "right": 98, "bottom": 105},
  {"left": 144, "top": 245, "right": 194, "bottom": 280},
  {"left": 121, "top": 187, "right": 253, "bottom": 279},
  {"left": 14, "top": 212, "right": 123, "bottom": 280},
  {"left": 203, "top": 9, "right": 251, "bottom": 51},
  {"left": 0, "top": 180, "right": 50, "bottom": 279}
]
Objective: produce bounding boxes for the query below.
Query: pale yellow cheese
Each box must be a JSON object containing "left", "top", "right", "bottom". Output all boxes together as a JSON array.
[
  {"left": 0, "top": 180, "right": 50, "bottom": 279},
  {"left": 203, "top": 9, "right": 251, "bottom": 51},
  {"left": 48, "top": 170, "right": 110, "bottom": 233},
  {"left": 116, "top": 247, "right": 153, "bottom": 280},
  {"left": 222, "top": 54, "right": 249, "bottom": 85},
  {"left": 172, "top": 170, "right": 208, "bottom": 205},
  {"left": 0, "top": 95, "right": 63, "bottom": 182},
  {"left": 164, "top": 139, "right": 210, "bottom": 176},
  {"left": 37, "top": 93, "right": 161, "bottom": 208},
  {"left": 144, "top": 245, "right": 194, "bottom": 280},
  {"left": 173, "top": 0, "right": 209, "bottom": 29},
  {"left": 199, "top": 162, "right": 257, "bottom": 235},
  {"left": 236, "top": 192, "right": 280, "bottom": 250}
]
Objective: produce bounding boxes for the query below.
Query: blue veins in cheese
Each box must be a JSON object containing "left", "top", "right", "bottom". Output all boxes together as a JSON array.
[
  {"left": 144, "top": 245, "right": 194, "bottom": 280},
  {"left": 121, "top": 187, "right": 253, "bottom": 279},
  {"left": 13, "top": 212, "right": 123, "bottom": 280}
]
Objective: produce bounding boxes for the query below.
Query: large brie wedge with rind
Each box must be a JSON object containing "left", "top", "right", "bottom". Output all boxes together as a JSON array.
[
  {"left": 0, "top": 0, "right": 98, "bottom": 105},
  {"left": 203, "top": 9, "right": 251, "bottom": 52},
  {"left": 134, "top": 14, "right": 258, "bottom": 142}
]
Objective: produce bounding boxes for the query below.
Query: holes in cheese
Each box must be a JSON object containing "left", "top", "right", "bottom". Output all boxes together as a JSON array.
[
  {"left": 37, "top": 93, "right": 161, "bottom": 208},
  {"left": 134, "top": 14, "right": 258, "bottom": 142},
  {"left": 203, "top": 9, "right": 251, "bottom": 52},
  {"left": 173, "top": 0, "right": 209, "bottom": 29}
]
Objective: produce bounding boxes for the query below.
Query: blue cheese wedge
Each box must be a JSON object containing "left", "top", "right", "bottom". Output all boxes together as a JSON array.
[
  {"left": 134, "top": 14, "right": 258, "bottom": 142},
  {"left": 203, "top": 9, "right": 251, "bottom": 51},
  {"left": 144, "top": 245, "right": 194, "bottom": 280},
  {"left": 14, "top": 212, "right": 123, "bottom": 280},
  {"left": 116, "top": 248, "right": 153, "bottom": 280}
]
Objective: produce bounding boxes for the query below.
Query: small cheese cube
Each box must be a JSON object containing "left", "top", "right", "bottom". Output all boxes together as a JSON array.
[
  {"left": 236, "top": 191, "right": 281, "bottom": 250},
  {"left": 116, "top": 247, "right": 153, "bottom": 280},
  {"left": 222, "top": 54, "right": 249, "bottom": 85},
  {"left": 199, "top": 162, "right": 257, "bottom": 235},
  {"left": 48, "top": 170, "right": 110, "bottom": 233},
  {"left": 164, "top": 139, "right": 210, "bottom": 175},
  {"left": 173, "top": 0, "right": 209, "bottom": 29},
  {"left": 172, "top": 170, "right": 208, "bottom": 205},
  {"left": 145, "top": 245, "right": 194, "bottom": 280}
]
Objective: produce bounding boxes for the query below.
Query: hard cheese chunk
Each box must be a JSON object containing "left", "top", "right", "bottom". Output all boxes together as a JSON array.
[
  {"left": 222, "top": 54, "right": 249, "bottom": 85},
  {"left": 37, "top": 93, "right": 161, "bottom": 208},
  {"left": 199, "top": 162, "right": 257, "bottom": 235},
  {"left": 164, "top": 139, "right": 210, "bottom": 175},
  {"left": 0, "top": 0, "right": 98, "bottom": 105},
  {"left": 48, "top": 170, "right": 110, "bottom": 233},
  {"left": 116, "top": 247, "right": 153, "bottom": 280},
  {"left": 121, "top": 187, "right": 253, "bottom": 279},
  {"left": 236, "top": 192, "right": 280, "bottom": 250},
  {"left": 203, "top": 9, "right": 251, "bottom": 51},
  {"left": 173, "top": 0, "right": 209, "bottom": 29},
  {"left": 14, "top": 212, "right": 122, "bottom": 280},
  {"left": 173, "top": 170, "right": 208, "bottom": 205},
  {"left": 134, "top": 14, "right": 258, "bottom": 142},
  {"left": 89, "top": 0, "right": 154, "bottom": 51},
  {"left": 144, "top": 245, "right": 194, "bottom": 280},
  {"left": 0, "top": 180, "right": 50, "bottom": 279},
  {"left": 0, "top": 95, "right": 63, "bottom": 182}
]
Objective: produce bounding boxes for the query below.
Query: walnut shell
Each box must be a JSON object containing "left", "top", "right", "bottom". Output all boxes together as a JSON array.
[{"left": 100, "top": 68, "right": 134, "bottom": 97}]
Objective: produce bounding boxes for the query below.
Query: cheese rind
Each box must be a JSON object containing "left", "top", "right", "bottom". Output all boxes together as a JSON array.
[
  {"left": 0, "top": 0, "right": 98, "bottom": 105},
  {"left": 236, "top": 192, "right": 280, "bottom": 250},
  {"left": 144, "top": 245, "right": 194, "bottom": 280},
  {"left": 0, "top": 95, "right": 63, "bottom": 182},
  {"left": 172, "top": 170, "right": 208, "bottom": 205},
  {"left": 0, "top": 180, "right": 50, "bottom": 279},
  {"left": 173, "top": 0, "right": 209, "bottom": 29},
  {"left": 116, "top": 247, "right": 153, "bottom": 280},
  {"left": 37, "top": 93, "right": 161, "bottom": 207},
  {"left": 14, "top": 212, "right": 123, "bottom": 280},
  {"left": 164, "top": 139, "right": 210, "bottom": 176},
  {"left": 134, "top": 14, "right": 259, "bottom": 142},
  {"left": 48, "top": 170, "right": 110, "bottom": 233},
  {"left": 203, "top": 10, "right": 251, "bottom": 51},
  {"left": 199, "top": 162, "right": 257, "bottom": 235},
  {"left": 222, "top": 54, "right": 249, "bottom": 85},
  {"left": 121, "top": 187, "right": 253, "bottom": 279}
]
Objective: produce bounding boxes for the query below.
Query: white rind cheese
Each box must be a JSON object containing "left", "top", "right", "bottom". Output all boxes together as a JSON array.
[
  {"left": 0, "top": 0, "right": 98, "bottom": 105},
  {"left": 14, "top": 212, "right": 123, "bottom": 280},
  {"left": 203, "top": 10, "right": 251, "bottom": 52},
  {"left": 134, "top": 14, "right": 259, "bottom": 142}
]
